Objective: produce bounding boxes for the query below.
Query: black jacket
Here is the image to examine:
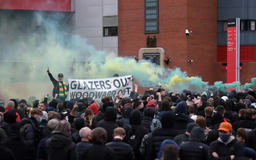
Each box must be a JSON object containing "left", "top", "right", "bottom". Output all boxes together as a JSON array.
[
  {"left": 96, "top": 108, "right": 119, "bottom": 143},
  {"left": 106, "top": 138, "right": 135, "bottom": 160},
  {"left": 179, "top": 127, "right": 209, "bottom": 160},
  {"left": 205, "top": 123, "right": 221, "bottom": 146},
  {"left": 174, "top": 133, "right": 189, "bottom": 145},
  {"left": 209, "top": 137, "right": 244, "bottom": 160},
  {"left": 173, "top": 114, "right": 194, "bottom": 134},
  {"left": 0, "top": 146, "right": 16, "bottom": 160},
  {"left": 91, "top": 111, "right": 105, "bottom": 129},
  {"left": 146, "top": 128, "right": 179, "bottom": 160},
  {"left": 232, "top": 118, "right": 256, "bottom": 132},
  {"left": 141, "top": 116, "right": 153, "bottom": 132},
  {"left": 46, "top": 133, "right": 78, "bottom": 160},
  {"left": 246, "top": 128, "right": 256, "bottom": 151},
  {"left": 81, "top": 144, "right": 117, "bottom": 160},
  {"left": 205, "top": 116, "right": 212, "bottom": 128},
  {"left": 20, "top": 117, "right": 40, "bottom": 149}
]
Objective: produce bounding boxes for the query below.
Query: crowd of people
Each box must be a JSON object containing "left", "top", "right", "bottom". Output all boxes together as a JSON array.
[{"left": 1, "top": 77, "right": 256, "bottom": 160}]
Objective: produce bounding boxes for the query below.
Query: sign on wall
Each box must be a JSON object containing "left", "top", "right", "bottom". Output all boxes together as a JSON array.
[{"left": 68, "top": 75, "right": 133, "bottom": 100}]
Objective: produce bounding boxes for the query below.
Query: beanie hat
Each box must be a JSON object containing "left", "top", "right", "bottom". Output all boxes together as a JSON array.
[
  {"left": 49, "top": 99, "right": 58, "bottom": 109},
  {"left": 243, "top": 99, "right": 252, "bottom": 107},
  {"left": 129, "top": 110, "right": 142, "bottom": 125},
  {"left": 89, "top": 103, "right": 99, "bottom": 116},
  {"left": 122, "top": 97, "right": 132, "bottom": 107},
  {"left": 174, "top": 101, "right": 187, "bottom": 115},
  {"left": 218, "top": 122, "right": 232, "bottom": 132},
  {"left": 146, "top": 100, "right": 156, "bottom": 108},
  {"left": 189, "top": 126, "right": 205, "bottom": 141},
  {"left": 122, "top": 106, "right": 134, "bottom": 118},
  {"left": 77, "top": 102, "right": 83, "bottom": 112},
  {"left": 75, "top": 117, "right": 85, "bottom": 131},
  {"left": 66, "top": 101, "right": 75, "bottom": 110},
  {"left": 161, "top": 112, "right": 175, "bottom": 128},
  {"left": 186, "top": 123, "right": 198, "bottom": 133},
  {"left": 103, "top": 102, "right": 114, "bottom": 113}
]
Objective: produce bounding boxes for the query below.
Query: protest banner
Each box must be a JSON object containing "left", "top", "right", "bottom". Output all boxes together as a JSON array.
[{"left": 68, "top": 75, "right": 133, "bottom": 100}]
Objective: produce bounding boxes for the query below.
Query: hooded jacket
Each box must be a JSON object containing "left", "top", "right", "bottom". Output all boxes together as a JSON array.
[
  {"left": 118, "top": 106, "right": 133, "bottom": 128},
  {"left": 146, "top": 112, "right": 178, "bottom": 160},
  {"left": 173, "top": 102, "right": 194, "bottom": 134},
  {"left": 4, "top": 107, "right": 20, "bottom": 122},
  {"left": 179, "top": 126, "right": 209, "bottom": 160},
  {"left": 46, "top": 132, "right": 78, "bottom": 160},
  {"left": 246, "top": 128, "right": 256, "bottom": 151},
  {"left": 96, "top": 107, "right": 118, "bottom": 143},
  {"left": 232, "top": 118, "right": 256, "bottom": 133},
  {"left": 209, "top": 136, "right": 244, "bottom": 160}
]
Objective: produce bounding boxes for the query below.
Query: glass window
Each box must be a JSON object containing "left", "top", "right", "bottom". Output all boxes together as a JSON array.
[
  {"left": 103, "top": 27, "right": 118, "bottom": 37},
  {"left": 146, "top": 2, "right": 157, "bottom": 7},
  {"left": 146, "top": 9, "right": 157, "bottom": 14},
  {"left": 223, "top": 22, "right": 227, "bottom": 32},
  {"left": 251, "top": 21, "right": 255, "bottom": 30},
  {"left": 146, "top": 22, "right": 157, "bottom": 26},
  {"left": 104, "top": 28, "right": 109, "bottom": 36},
  {"left": 241, "top": 21, "right": 244, "bottom": 31},
  {"left": 145, "top": 0, "right": 159, "bottom": 33}
]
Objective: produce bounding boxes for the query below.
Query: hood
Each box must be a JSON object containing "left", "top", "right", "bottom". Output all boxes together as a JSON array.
[
  {"left": 211, "top": 113, "right": 224, "bottom": 126},
  {"left": 77, "top": 102, "right": 84, "bottom": 112},
  {"left": 104, "top": 107, "right": 117, "bottom": 122},
  {"left": 49, "top": 99, "right": 58, "bottom": 109},
  {"left": 50, "top": 133, "right": 72, "bottom": 149},
  {"left": 122, "top": 106, "right": 133, "bottom": 118},
  {"left": 144, "top": 107, "right": 157, "bottom": 118},
  {"left": 218, "top": 135, "right": 235, "bottom": 145},
  {"left": 129, "top": 110, "right": 142, "bottom": 125},
  {"left": 174, "top": 101, "right": 187, "bottom": 115},
  {"left": 161, "top": 112, "right": 175, "bottom": 128},
  {"left": 103, "top": 102, "right": 114, "bottom": 113},
  {"left": 20, "top": 117, "right": 37, "bottom": 127},
  {"left": 146, "top": 100, "right": 156, "bottom": 108},
  {"left": 66, "top": 101, "right": 75, "bottom": 110},
  {"left": 175, "top": 114, "right": 189, "bottom": 122},
  {"left": 89, "top": 103, "right": 99, "bottom": 116},
  {"left": 4, "top": 109, "right": 17, "bottom": 124},
  {"left": 189, "top": 126, "right": 205, "bottom": 141}
]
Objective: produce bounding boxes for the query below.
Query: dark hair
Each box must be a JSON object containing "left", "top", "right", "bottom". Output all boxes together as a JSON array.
[
  {"left": 162, "top": 144, "right": 179, "bottom": 160},
  {"left": 216, "top": 105, "right": 225, "bottom": 115},
  {"left": 246, "top": 95, "right": 255, "bottom": 103},
  {"left": 237, "top": 128, "right": 248, "bottom": 140},
  {"left": 159, "top": 89, "right": 165, "bottom": 92},
  {"left": 188, "top": 106, "right": 195, "bottom": 114},
  {"left": 101, "top": 97, "right": 111, "bottom": 103},
  {"left": 205, "top": 107, "right": 214, "bottom": 117},
  {"left": 58, "top": 103, "right": 65, "bottom": 112},
  {"left": 33, "top": 100, "right": 40, "bottom": 108},
  {"left": 239, "top": 109, "right": 246, "bottom": 117},
  {"left": 245, "top": 109, "right": 253, "bottom": 119},
  {"left": 91, "top": 127, "right": 107, "bottom": 145}
]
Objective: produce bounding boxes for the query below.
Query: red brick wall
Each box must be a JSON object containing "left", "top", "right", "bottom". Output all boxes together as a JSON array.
[{"left": 118, "top": 0, "right": 219, "bottom": 93}]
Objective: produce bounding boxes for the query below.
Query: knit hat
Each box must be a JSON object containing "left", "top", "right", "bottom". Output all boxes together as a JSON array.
[
  {"left": 4, "top": 109, "right": 17, "bottom": 124},
  {"left": 243, "top": 99, "right": 252, "bottom": 107},
  {"left": 129, "top": 110, "right": 142, "bottom": 125},
  {"left": 218, "top": 122, "right": 232, "bottom": 132},
  {"left": 89, "top": 103, "right": 99, "bottom": 116},
  {"left": 66, "top": 101, "right": 75, "bottom": 110},
  {"left": 161, "top": 112, "right": 175, "bottom": 128},
  {"left": 186, "top": 123, "right": 198, "bottom": 133},
  {"left": 174, "top": 101, "right": 187, "bottom": 115},
  {"left": 122, "top": 97, "right": 132, "bottom": 107},
  {"left": 75, "top": 117, "right": 85, "bottom": 131},
  {"left": 77, "top": 102, "right": 83, "bottom": 112},
  {"left": 122, "top": 106, "right": 134, "bottom": 118},
  {"left": 103, "top": 102, "right": 114, "bottom": 113},
  {"left": 49, "top": 99, "right": 58, "bottom": 109},
  {"left": 146, "top": 100, "right": 156, "bottom": 108}
]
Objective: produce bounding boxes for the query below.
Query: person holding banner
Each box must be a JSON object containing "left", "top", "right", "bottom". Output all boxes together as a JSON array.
[{"left": 47, "top": 67, "right": 69, "bottom": 102}]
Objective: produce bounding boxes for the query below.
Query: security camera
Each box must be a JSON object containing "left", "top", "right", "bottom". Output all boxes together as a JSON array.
[
  {"left": 185, "top": 29, "right": 192, "bottom": 36},
  {"left": 188, "top": 60, "right": 193, "bottom": 63}
]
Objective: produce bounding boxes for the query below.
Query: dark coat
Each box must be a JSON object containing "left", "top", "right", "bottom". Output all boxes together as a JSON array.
[
  {"left": 76, "top": 141, "right": 92, "bottom": 160},
  {"left": 205, "top": 116, "right": 212, "bottom": 128},
  {"left": 174, "top": 133, "right": 189, "bottom": 145},
  {"left": 46, "top": 133, "right": 78, "bottom": 160},
  {"left": 0, "top": 146, "right": 16, "bottom": 160},
  {"left": 48, "top": 72, "right": 69, "bottom": 99},
  {"left": 91, "top": 111, "right": 105, "bottom": 129},
  {"left": 146, "top": 128, "right": 179, "bottom": 160},
  {"left": 37, "top": 135, "right": 52, "bottom": 160},
  {"left": 81, "top": 144, "right": 117, "bottom": 160},
  {"left": 232, "top": 118, "right": 256, "bottom": 132},
  {"left": 173, "top": 114, "right": 194, "bottom": 134},
  {"left": 141, "top": 116, "right": 153, "bottom": 132},
  {"left": 179, "top": 127, "right": 209, "bottom": 160},
  {"left": 106, "top": 138, "right": 135, "bottom": 160},
  {"left": 208, "top": 137, "right": 244, "bottom": 160},
  {"left": 246, "top": 128, "right": 256, "bottom": 151}
]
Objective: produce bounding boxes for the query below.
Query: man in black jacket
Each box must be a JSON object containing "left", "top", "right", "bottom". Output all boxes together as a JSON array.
[
  {"left": 174, "top": 123, "right": 198, "bottom": 145},
  {"left": 47, "top": 68, "right": 68, "bottom": 102},
  {"left": 146, "top": 112, "right": 178, "bottom": 160},
  {"left": 208, "top": 122, "right": 244, "bottom": 160},
  {"left": 106, "top": 127, "right": 135, "bottom": 160},
  {"left": 180, "top": 126, "right": 209, "bottom": 160}
]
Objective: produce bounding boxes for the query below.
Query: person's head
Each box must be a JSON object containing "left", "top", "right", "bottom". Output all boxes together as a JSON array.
[
  {"left": 10, "top": 99, "right": 18, "bottom": 109},
  {"left": 33, "top": 100, "right": 40, "bottom": 108},
  {"left": 89, "top": 103, "right": 99, "bottom": 116},
  {"left": 102, "top": 102, "right": 114, "bottom": 113},
  {"left": 174, "top": 101, "right": 187, "bottom": 115},
  {"left": 0, "top": 112, "right": 3, "bottom": 122},
  {"left": 196, "top": 99, "right": 203, "bottom": 107},
  {"left": 196, "top": 116, "right": 206, "bottom": 130},
  {"left": 38, "top": 102, "right": 47, "bottom": 111},
  {"left": 91, "top": 127, "right": 107, "bottom": 145},
  {"left": 186, "top": 99, "right": 194, "bottom": 107},
  {"left": 79, "top": 127, "right": 92, "bottom": 141},
  {"left": 161, "top": 112, "right": 175, "bottom": 129},
  {"left": 216, "top": 105, "right": 225, "bottom": 117},
  {"left": 239, "top": 109, "right": 246, "bottom": 117},
  {"left": 189, "top": 126, "right": 205, "bottom": 142},
  {"left": 113, "top": 127, "right": 126, "bottom": 140},
  {"left": 144, "top": 107, "right": 157, "bottom": 118},
  {"left": 133, "top": 100, "right": 144, "bottom": 110},
  {"left": 186, "top": 123, "right": 198, "bottom": 135},
  {"left": 161, "top": 144, "right": 179, "bottom": 160},
  {"left": 47, "top": 119, "right": 60, "bottom": 132},
  {"left": 57, "top": 103, "right": 64, "bottom": 112},
  {"left": 48, "top": 111, "right": 61, "bottom": 121},
  {"left": 245, "top": 109, "right": 253, "bottom": 119},
  {"left": 75, "top": 117, "right": 85, "bottom": 131},
  {"left": 4, "top": 109, "right": 17, "bottom": 124},
  {"left": 129, "top": 110, "right": 142, "bottom": 125},
  {"left": 160, "top": 89, "right": 166, "bottom": 96},
  {"left": 7, "top": 101, "right": 15, "bottom": 109},
  {"left": 30, "top": 108, "right": 43, "bottom": 121},
  {"left": 246, "top": 95, "right": 256, "bottom": 103},
  {"left": 49, "top": 99, "right": 58, "bottom": 109},
  {"left": 58, "top": 73, "right": 64, "bottom": 81},
  {"left": 204, "top": 106, "right": 214, "bottom": 117},
  {"left": 113, "top": 74, "right": 119, "bottom": 77},
  {"left": 54, "top": 120, "right": 71, "bottom": 136},
  {"left": 236, "top": 128, "right": 248, "bottom": 143},
  {"left": 188, "top": 106, "right": 195, "bottom": 115},
  {"left": 218, "top": 122, "right": 232, "bottom": 142},
  {"left": 104, "top": 107, "right": 117, "bottom": 122}
]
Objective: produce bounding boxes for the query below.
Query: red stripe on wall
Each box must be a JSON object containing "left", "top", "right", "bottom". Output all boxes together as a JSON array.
[{"left": 0, "top": 0, "right": 71, "bottom": 12}]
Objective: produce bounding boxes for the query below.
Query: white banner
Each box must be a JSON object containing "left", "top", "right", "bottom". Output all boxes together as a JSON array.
[{"left": 68, "top": 75, "right": 133, "bottom": 100}]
